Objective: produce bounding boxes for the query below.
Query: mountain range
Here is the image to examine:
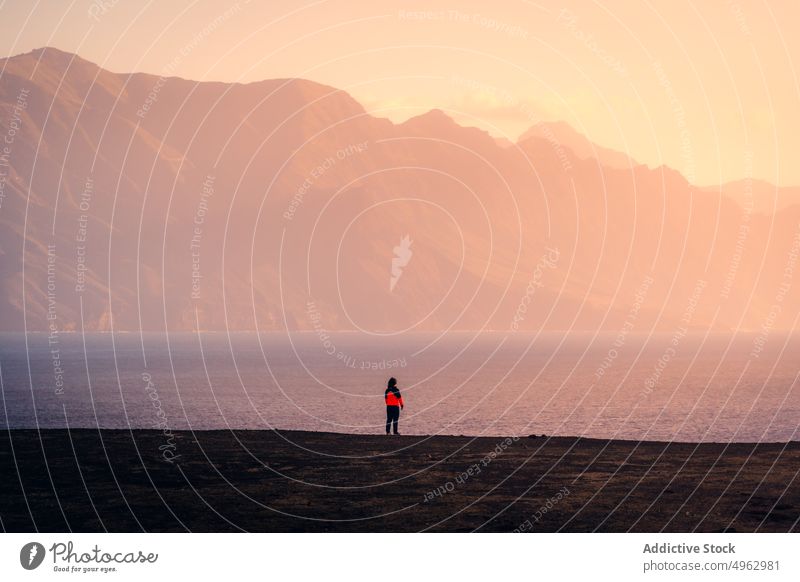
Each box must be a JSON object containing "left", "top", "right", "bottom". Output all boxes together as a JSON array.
[{"left": 1, "top": 47, "right": 799, "bottom": 333}]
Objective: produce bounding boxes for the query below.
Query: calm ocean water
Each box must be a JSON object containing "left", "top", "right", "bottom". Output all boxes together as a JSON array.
[{"left": 0, "top": 332, "right": 798, "bottom": 442}]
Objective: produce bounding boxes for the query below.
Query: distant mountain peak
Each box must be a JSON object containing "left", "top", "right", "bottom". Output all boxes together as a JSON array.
[
  {"left": 519, "top": 120, "right": 636, "bottom": 170},
  {"left": 398, "top": 108, "right": 501, "bottom": 147},
  {"left": 401, "top": 108, "right": 458, "bottom": 128},
  {"left": 11, "top": 46, "right": 96, "bottom": 69}
]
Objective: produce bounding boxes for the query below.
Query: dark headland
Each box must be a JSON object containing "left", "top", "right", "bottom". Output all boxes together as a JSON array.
[{"left": 1, "top": 429, "right": 797, "bottom": 532}]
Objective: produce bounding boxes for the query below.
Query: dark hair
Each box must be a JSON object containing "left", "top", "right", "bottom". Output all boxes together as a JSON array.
[{"left": 387, "top": 377, "right": 397, "bottom": 388}]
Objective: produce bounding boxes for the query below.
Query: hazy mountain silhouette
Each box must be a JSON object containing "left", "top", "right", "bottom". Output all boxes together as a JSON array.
[
  {"left": 1, "top": 47, "right": 799, "bottom": 333},
  {"left": 518, "top": 120, "right": 636, "bottom": 170}
]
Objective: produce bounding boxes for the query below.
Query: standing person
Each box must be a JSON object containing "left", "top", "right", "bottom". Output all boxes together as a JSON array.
[{"left": 384, "top": 377, "right": 404, "bottom": 435}]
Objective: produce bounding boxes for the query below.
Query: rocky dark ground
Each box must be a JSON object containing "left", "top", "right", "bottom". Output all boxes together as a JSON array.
[{"left": 1, "top": 429, "right": 797, "bottom": 532}]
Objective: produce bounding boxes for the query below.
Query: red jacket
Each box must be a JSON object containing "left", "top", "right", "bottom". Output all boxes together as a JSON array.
[{"left": 385, "top": 387, "right": 404, "bottom": 407}]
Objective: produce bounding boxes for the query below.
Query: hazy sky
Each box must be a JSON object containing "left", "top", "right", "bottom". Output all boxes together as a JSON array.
[{"left": 1, "top": 0, "right": 798, "bottom": 186}]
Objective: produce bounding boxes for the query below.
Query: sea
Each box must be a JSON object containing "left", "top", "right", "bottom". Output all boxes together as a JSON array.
[{"left": 1, "top": 331, "right": 798, "bottom": 442}]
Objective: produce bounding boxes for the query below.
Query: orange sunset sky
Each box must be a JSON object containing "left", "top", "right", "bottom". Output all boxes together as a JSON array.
[{"left": 1, "top": 0, "right": 798, "bottom": 186}]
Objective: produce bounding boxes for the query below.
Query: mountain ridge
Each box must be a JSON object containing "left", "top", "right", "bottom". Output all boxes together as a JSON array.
[{"left": 1, "top": 47, "right": 799, "bottom": 333}]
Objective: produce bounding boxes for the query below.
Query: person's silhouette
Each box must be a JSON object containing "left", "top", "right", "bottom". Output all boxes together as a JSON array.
[{"left": 384, "top": 377, "right": 404, "bottom": 435}]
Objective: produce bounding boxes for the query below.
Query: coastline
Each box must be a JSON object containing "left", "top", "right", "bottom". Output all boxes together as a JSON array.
[{"left": 1, "top": 429, "right": 797, "bottom": 532}]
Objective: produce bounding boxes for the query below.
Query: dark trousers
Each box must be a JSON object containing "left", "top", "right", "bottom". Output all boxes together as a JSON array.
[{"left": 386, "top": 405, "right": 400, "bottom": 434}]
